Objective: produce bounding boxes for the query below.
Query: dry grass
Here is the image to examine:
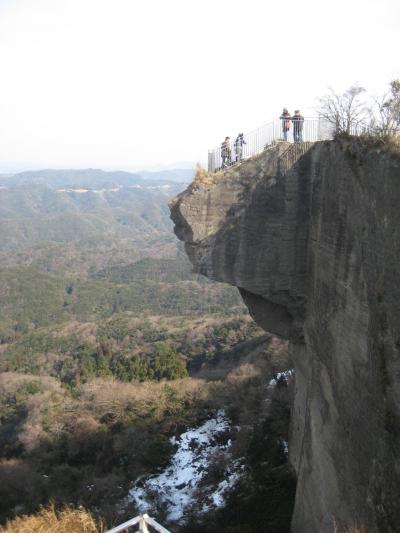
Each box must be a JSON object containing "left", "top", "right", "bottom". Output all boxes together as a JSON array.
[
  {"left": 341, "top": 133, "right": 400, "bottom": 158},
  {"left": 52, "top": 321, "right": 98, "bottom": 345},
  {"left": 1, "top": 504, "right": 104, "bottom": 533},
  {"left": 80, "top": 376, "right": 209, "bottom": 424},
  {"left": 192, "top": 163, "right": 220, "bottom": 187},
  {"left": 381, "top": 133, "right": 400, "bottom": 154}
]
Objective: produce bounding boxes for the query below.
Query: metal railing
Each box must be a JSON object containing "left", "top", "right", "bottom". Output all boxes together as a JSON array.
[
  {"left": 207, "top": 116, "right": 369, "bottom": 172},
  {"left": 105, "top": 513, "right": 171, "bottom": 533}
]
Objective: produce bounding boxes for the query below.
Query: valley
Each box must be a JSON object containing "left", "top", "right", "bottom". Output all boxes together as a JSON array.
[{"left": 0, "top": 169, "right": 294, "bottom": 532}]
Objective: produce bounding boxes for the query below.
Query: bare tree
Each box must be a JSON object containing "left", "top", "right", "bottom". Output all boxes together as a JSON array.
[
  {"left": 318, "top": 85, "right": 370, "bottom": 135},
  {"left": 371, "top": 80, "right": 400, "bottom": 136}
]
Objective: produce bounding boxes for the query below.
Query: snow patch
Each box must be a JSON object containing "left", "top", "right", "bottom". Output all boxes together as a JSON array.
[
  {"left": 205, "top": 459, "right": 244, "bottom": 510},
  {"left": 129, "top": 410, "right": 240, "bottom": 522},
  {"left": 268, "top": 369, "right": 295, "bottom": 388}
]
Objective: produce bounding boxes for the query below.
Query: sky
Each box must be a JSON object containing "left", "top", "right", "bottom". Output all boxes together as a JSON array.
[{"left": 0, "top": 0, "right": 399, "bottom": 172}]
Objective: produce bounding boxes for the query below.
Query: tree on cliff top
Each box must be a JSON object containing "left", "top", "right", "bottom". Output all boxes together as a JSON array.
[
  {"left": 318, "top": 85, "right": 370, "bottom": 135},
  {"left": 372, "top": 80, "right": 400, "bottom": 135},
  {"left": 318, "top": 80, "right": 400, "bottom": 138}
]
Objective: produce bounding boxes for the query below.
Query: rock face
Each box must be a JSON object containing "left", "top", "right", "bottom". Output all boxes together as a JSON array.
[{"left": 170, "top": 140, "right": 400, "bottom": 532}]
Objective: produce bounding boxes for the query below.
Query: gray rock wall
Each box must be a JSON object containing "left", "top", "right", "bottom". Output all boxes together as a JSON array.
[{"left": 170, "top": 139, "right": 400, "bottom": 532}]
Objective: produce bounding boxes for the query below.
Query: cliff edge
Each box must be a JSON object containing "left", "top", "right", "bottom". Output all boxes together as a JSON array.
[{"left": 170, "top": 140, "right": 400, "bottom": 532}]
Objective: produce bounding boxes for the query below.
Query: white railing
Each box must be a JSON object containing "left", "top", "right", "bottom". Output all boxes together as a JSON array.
[
  {"left": 105, "top": 513, "right": 171, "bottom": 533},
  {"left": 207, "top": 116, "right": 369, "bottom": 172}
]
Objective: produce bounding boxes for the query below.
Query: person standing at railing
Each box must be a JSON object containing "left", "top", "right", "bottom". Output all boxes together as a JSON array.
[
  {"left": 234, "top": 133, "right": 246, "bottom": 162},
  {"left": 292, "top": 110, "right": 304, "bottom": 142},
  {"left": 221, "top": 136, "right": 232, "bottom": 168},
  {"left": 280, "top": 108, "right": 292, "bottom": 141}
]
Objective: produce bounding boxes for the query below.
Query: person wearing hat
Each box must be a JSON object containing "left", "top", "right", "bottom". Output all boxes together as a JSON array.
[
  {"left": 234, "top": 133, "right": 246, "bottom": 163},
  {"left": 292, "top": 110, "right": 304, "bottom": 142},
  {"left": 280, "top": 108, "right": 291, "bottom": 141},
  {"left": 221, "top": 136, "right": 232, "bottom": 168}
]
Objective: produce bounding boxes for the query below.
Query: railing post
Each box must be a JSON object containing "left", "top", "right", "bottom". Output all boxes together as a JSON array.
[
  {"left": 208, "top": 150, "right": 215, "bottom": 173},
  {"left": 139, "top": 515, "right": 149, "bottom": 533}
]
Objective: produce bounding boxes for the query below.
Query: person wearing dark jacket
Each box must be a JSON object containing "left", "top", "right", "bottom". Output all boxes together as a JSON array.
[
  {"left": 221, "top": 136, "right": 231, "bottom": 168},
  {"left": 292, "top": 110, "right": 304, "bottom": 142},
  {"left": 280, "top": 108, "right": 291, "bottom": 141}
]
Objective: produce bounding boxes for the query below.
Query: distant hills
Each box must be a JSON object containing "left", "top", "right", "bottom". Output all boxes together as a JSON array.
[
  {"left": 0, "top": 168, "right": 190, "bottom": 253},
  {"left": 0, "top": 164, "right": 246, "bottom": 338},
  {"left": 0, "top": 167, "right": 194, "bottom": 188}
]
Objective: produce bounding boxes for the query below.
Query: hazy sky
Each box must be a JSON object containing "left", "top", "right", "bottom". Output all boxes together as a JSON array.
[{"left": 0, "top": 0, "right": 399, "bottom": 171}]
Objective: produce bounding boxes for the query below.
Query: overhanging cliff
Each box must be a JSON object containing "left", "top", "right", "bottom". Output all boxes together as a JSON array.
[{"left": 170, "top": 140, "right": 400, "bottom": 532}]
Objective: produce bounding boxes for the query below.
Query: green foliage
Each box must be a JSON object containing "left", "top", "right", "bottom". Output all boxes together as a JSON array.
[
  {"left": 152, "top": 342, "right": 188, "bottom": 380},
  {"left": 1, "top": 315, "right": 261, "bottom": 386},
  {"left": 94, "top": 257, "right": 199, "bottom": 284},
  {"left": 0, "top": 264, "right": 243, "bottom": 334},
  {"left": 109, "top": 354, "right": 154, "bottom": 383}
]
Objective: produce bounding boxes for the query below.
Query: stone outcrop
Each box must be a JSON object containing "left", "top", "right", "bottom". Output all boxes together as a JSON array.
[{"left": 170, "top": 140, "right": 400, "bottom": 532}]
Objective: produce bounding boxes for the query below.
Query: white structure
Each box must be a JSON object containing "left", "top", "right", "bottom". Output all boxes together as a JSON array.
[{"left": 105, "top": 513, "right": 171, "bottom": 533}]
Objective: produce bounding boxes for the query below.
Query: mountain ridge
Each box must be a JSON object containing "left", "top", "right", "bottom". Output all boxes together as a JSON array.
[{"left": 0, "top": 168, "right": 193, "bottom": 188}]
